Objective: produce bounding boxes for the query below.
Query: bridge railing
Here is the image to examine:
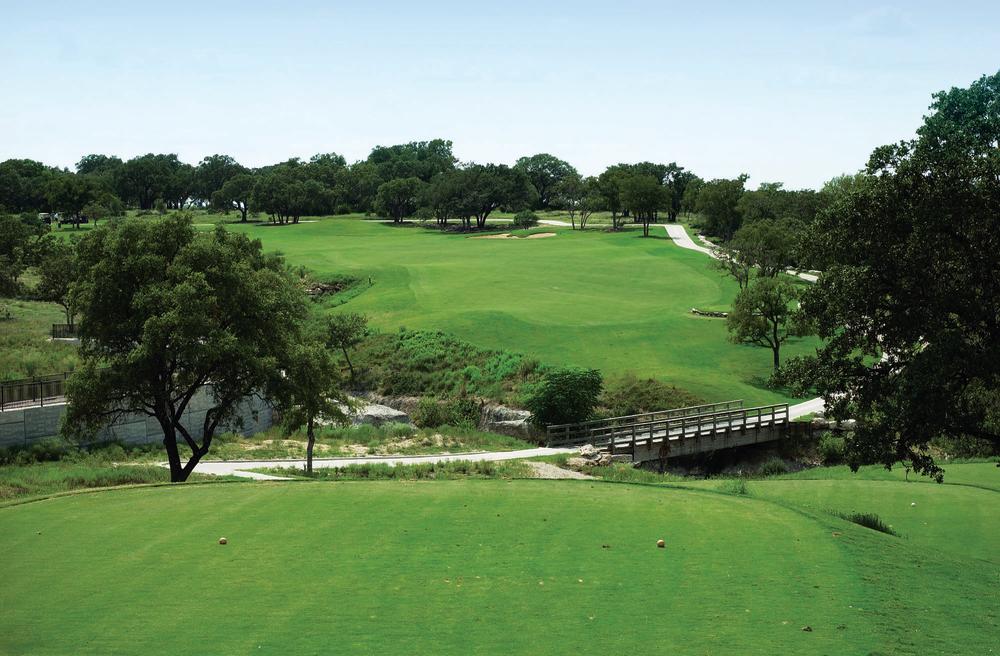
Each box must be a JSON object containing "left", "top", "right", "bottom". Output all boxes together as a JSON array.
[
  {"left": 547, "top": 402, "right": 789, "bottom": 448},
  {"left": 0, "top": 373, "right": 69, "bottom": 411},
  {"left": 607, "top": 403, "right": 790, "bottom": 448},
  {"left": 546, "top": 400, "right": 744, "bottom": 446}
]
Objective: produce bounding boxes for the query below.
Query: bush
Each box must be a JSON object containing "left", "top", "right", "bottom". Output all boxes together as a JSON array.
[
  {"left": 511, "top": 210, "right": 539, "bottom": 228},
  {"left": 757, "top": 456, "right": 789, "bottom": 477},
  {"left": 818, "top": 433, "right": 846, "bottom": 465},
  {"left": 718, "top": 478, "right": 750, "bottom": 496},
  {"left": 412, "top": 397, "right": 481, "bottom": 428},
  {"left": 524, "top": 368, "right": 603, "bottom": 427},
  {"left": 598, "top": 373, "right": 703, "bottom": 417}
]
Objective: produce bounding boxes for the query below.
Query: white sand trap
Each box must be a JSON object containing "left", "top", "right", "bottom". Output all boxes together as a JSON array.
[
  {"left": 471, "top": 232, "right": 513, "bottom": 239},
  {"left": 469, "top": 232, "right": 557, "bottom": 240}
]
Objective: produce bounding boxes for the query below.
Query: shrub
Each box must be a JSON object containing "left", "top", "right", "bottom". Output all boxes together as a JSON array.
[
  {"left": 818, "top": 432, "right": 846, "bottom": 465},
  {"left": 757, "top": 456, "right": 789, "bottom": 477},
  {"left": 511, "top": 210, "right": 539, "bottom": 228},
  {"left": 835, "top": 511, "right": 899, "bottom": 536},
  {"left": 524, "top": 368, "right": 603, "bottom": 427},
  {"left": 718, "top": 478, "right": 750, "bottom": 496},
  {"left": 598, "top": 373, "right": 703, "bottom": 417},
  {"left": 412, "top": 397, "right": 481, "bottom": 428}
]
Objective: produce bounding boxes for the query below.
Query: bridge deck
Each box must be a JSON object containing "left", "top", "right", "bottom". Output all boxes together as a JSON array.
[{"left": 547, "top": 401, "right": 799, "bottom": 461}]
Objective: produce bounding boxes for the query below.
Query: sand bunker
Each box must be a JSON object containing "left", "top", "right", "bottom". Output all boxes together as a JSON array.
[{"left": 470, "top": 232, "right": 556, "bottom": 240}]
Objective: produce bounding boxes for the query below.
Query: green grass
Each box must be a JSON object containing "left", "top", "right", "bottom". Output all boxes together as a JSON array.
[
  {"left": 0, "top": 298, "right": 79, "bottom": 380},
  {"left": 220, "top": 217, "right": 815, "bottom": 405},
  {"left": 0, "top": 461, "right": 210, "bottom": 501},
  {"left": 1, "top": 479, "right": 996, "bottom": 655}
]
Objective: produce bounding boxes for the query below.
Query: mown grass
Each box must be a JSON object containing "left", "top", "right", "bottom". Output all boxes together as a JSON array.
[
  {"left": 221, "top": 216, "right": 817, "bottom": 405},
  {"left": 1, "top": 480, "right": 995, "bottom": 655}
]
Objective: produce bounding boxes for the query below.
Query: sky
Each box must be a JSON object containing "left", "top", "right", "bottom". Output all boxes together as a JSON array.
[{"left": 1, "top": 0, "right": 998, "bottom": 189}]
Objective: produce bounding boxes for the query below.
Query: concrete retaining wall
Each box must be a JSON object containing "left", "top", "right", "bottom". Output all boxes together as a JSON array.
[{"left": 0, "top": 387, "right": 273, "bottom": 449}]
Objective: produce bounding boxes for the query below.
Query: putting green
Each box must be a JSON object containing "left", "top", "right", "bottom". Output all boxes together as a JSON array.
[
  {"left": 2, "top": 480, "right": 996, "bottom": 654},
  {"left": 228, "top": 219, "right": 816, "bottom": 404}
]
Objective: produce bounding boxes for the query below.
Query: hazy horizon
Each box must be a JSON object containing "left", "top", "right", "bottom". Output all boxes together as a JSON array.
[{"left": 2, "top": 0, "right": 998, "bottom": 189}]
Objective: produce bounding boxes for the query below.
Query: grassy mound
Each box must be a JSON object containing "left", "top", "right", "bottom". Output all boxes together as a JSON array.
[{"left": 1, "top": 479, "right": 996, "bottom": 654}]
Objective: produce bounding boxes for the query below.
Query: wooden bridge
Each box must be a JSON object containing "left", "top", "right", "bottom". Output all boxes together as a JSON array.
[{"left": 546, "top": 400, "right": 810, "bottom": 463}]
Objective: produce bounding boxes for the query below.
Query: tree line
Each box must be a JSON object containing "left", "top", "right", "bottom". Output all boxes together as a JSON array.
[{"left": 1, "top": 141, "right": 822, "bottom": 235}]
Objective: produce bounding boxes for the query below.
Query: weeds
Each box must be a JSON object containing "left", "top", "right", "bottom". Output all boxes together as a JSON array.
[{"left": 834, "top": 511, "right": 899, "bottom": 536}]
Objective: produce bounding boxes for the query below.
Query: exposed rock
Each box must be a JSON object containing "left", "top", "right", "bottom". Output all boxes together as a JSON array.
[
  {"left": 341, "top": 402, "right": 412, "bottom": 426},
  {"left": 579, "top": 444, "right": 600, "bottom": 459},
  {"left": 481, "top": 405, "right": 535, "bottom": 439}
]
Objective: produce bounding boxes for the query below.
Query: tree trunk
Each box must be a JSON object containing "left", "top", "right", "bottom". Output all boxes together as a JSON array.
[
  {"left": 160, "top": 420, "right": 184, "bottom": 482},
  {"left": 306, "top": 417, "right": 315, "bottom": 474},
  {"left": 342, "top": 346, "right": 355, "bottom": 383},
  {"left": 772, "top": 322, "right": 781, "bottom": 370}
]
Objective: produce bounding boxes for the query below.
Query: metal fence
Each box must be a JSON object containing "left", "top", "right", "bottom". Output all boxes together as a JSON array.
[
  {"left": 0, "top": 373, "right": 69, "bottom": 411},
  {"left": 51, "top": 324, "right": 78, "bottom": 339}
]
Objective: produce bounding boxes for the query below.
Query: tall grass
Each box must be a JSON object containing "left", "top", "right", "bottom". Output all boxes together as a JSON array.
[
  {"left": 834, "top": 511, "right": 899, "bottom": 536},
  {"left": 258, "top": 459, "right": 533, "bottom": 480}
]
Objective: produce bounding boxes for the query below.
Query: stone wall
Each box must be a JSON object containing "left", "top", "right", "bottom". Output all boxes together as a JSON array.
[{"left": 0, "top": 387, "right": 272, "bottom": 449}]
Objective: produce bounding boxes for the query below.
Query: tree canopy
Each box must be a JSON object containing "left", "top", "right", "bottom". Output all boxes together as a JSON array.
[
  {"left": 64, "top": 214, "right": 308, "bottom": 482},
  {"left": 792, "top": 72, "right": 1000, "bottom": 479}
]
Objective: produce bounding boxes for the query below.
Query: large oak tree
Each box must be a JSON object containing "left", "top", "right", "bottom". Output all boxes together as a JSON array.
[
  {"left": 793, "top": 72, "right": 1000, "bottom": 479},
  {"left": 64, "top": 214, "right": 307, "bottom": 482}
]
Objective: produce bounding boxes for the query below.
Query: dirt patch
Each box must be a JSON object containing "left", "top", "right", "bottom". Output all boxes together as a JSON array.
[
  {"left": 370, "top": 433, "right": 447, "bottom": 454},
  {"left": 241, "top": 439, "right": 332, "bottom": 453},
  {"left": 525, "top": 461, "right": 594, "bottom": 480}
]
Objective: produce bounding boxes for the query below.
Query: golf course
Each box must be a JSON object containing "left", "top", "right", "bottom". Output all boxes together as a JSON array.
[
  {"left": 2, "top": 463, "right": 996, "bottom": 655},
  {"left": 227, "top": 217, "right": 815, "bottom": 405}
]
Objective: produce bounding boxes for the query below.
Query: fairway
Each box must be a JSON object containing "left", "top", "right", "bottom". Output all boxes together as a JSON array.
[
  {"left": 230, "top": 219, "right": 815, "bottom": 404},
  {"left": 2, "top": 479, "right": 997, "bottom": 655}
]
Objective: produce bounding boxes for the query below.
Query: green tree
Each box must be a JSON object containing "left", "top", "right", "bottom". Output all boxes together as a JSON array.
[
  {"left": 46, "top": 173, "right": 101, "bottom": 228},
  {"left": 0, "top": 159, "right": 56, "bottom": 212},
  {"left": 277, "top": 334, "right": 350, "bottom": 474},
  {"left": 36, "top": 238, "right": 78, "bottom": 325},
  {"left": 597, "top": 167, "right": 627, "bottom": 230},
  {"left": 696, "top": 176, "right": 747, "bottom": 240},
  {"left": 513, "top": 153, "right": 578, "bottom": 209},
  {"left": 663, "top": 163, "right": 697, "bottom": 223},
  {"left": 552, "top": 172, "right": 584, "bottom": 228},
  {"left": 792, "top": 72, "right": 1000, "bottom": 479},
  {"left": 621, "top": 174, "right": 666, "bottom": 237},
  {"left": 0, "top": 213, "right": 49, "bottom": 295},
  {"left": 525, "top": 368, "right": 603, "bottom": 427},
  {"left": 459, "top": 164, "right": 534, "bottom": 229},
  {"left": 325, "top": 313, "right": 368, "bottom": 383},
  {"left": 64, "top": 214, "right": 307, "bottom": 482},
  {"left": 211, "top": 173, "right": 256, "bottom": 222},
  {"left": 715, "top": 217, "right": 798, "bottom": 288},
  {"left": 727, "top": 277, "right": 803, "bottom": 371},
  {"left": 374, "top": 177, "right": 424, "bottom": 223},
  {"left": 193, "top": 154, "right": 247, "bottom": 203},
  {"left": 367, "top": 139, "right": 456, "bottom": 183}
]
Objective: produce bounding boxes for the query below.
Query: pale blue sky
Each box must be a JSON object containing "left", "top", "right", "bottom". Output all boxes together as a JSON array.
[{"left": 1, "top": 1, "right": 997, "bottom": 188}]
